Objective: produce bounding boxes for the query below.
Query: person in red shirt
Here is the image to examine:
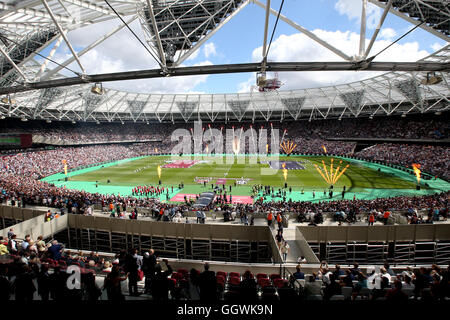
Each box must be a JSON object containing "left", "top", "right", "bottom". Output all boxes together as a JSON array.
[
  {"left": 383, "top": 211, "right": 390, "bottom": 225},
  {"left": 368, "top": 212, "right": 375, "bottom": 226},
  {"left": 267, "top": 212, "right": 273, "bottom": 227}
]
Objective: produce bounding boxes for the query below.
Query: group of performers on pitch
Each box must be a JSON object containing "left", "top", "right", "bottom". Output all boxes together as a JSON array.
[{"left": 132, "top": 185, "right": 173, "bottom": 197}]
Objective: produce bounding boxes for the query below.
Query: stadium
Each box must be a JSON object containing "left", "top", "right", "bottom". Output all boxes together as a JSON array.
[{"left": 0, "top": 0, "right": 449, "bottom": 306}]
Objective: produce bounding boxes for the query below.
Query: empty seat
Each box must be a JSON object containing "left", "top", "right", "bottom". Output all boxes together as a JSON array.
[
  {"left": 177, "top": 268, "right": 189, "bottom": 278},
  {"left": 359, "top": 287, "right": 371, "bottom": 298},
  {"left": 270, "top": 274, "right": 281, "bottom": 281},
  {"left": 342, "top": 286, "right": 353, "bottom": 300},
  {"left": 330, "top": 295, "right": 345, "bottom": 300},
  {"left": 308, "top": 294, "right": 323, "bottom": 301},
  {"left": 273, "top": 278, "right": 288, "bottom": 288},
  {"left": 171, "top": 272, "right": 183, "bottom": 280},
  {"left": 262, "top": 285, "right": 276, "bottom": 294},
  {"left": 229, "top": 276, "right": 241, "bottom": 286},
  {"left": 258, "top": 278, "right": 271, "bottom": 288},
  {"left": 256, "top": 273, "right": 268, "bottom": 280},
  {"left": 402, "top": 288, "right": 414, "bottom": 298},
  {"left": 216, "top": 275, "right": 226, "bottom": 286},
  {"left": 168, "top": 277, "right": 177, "bottom": 288}
]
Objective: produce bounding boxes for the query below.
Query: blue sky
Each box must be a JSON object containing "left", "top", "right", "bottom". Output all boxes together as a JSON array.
[{"left": 41, "top": 0, "right": 447, "bottom": 94}]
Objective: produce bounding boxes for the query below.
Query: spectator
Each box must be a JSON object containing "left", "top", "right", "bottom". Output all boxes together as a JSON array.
[
  {"left": 103, "top": 264, "right": 128, "bottom": 301},
  {"left": 293, "top": 265, "right": 305, "bottom": 280},
  {"left": 198, "top": 262, "right": 217, "bottom": 302},
  {"left": 386, "top": 280, "right": 408, "bottom": 301},
  {"left": 0, "top": 236, "right": 8, "bottom": 255},
  {"left": 151, "top": 259, "right": 173, "bottom": 301}
]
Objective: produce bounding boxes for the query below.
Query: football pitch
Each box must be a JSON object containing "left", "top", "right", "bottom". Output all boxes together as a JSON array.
[{"left": 41, "top": 155, "right": 450, "bottom": 204}]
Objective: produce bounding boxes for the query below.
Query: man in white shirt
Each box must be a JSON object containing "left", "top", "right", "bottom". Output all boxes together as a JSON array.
[
  {"left": 367, "top": 267, "right": 381, "bottom": 290},
  {"left": 380, "top": 267, "right": 391, "bottom": 285},
  {"left": 321, "top": 268, "right": 333, "bottom": 286}
]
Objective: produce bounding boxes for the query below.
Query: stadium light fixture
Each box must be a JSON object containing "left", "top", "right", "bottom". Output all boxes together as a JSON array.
[
  {"left": 435, "top": 111, "right": 442, "bottom": 115},
  {"left": 46, "top": 119, "right": 52, "bottom": 123},
  {"left": 21, "top": 118, "right": 28, "bottom": 122},
  {"left": 401, "top": 114, "right": 406, "bottom": 118}
]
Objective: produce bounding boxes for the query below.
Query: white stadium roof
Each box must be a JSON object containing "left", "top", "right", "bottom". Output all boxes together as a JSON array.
[{"left": 0, "top": 0, "right": 448, "bottom": 122}]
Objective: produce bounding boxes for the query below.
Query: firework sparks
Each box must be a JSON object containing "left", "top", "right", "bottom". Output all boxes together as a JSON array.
[
  {"left": 314, "top": 159, "right": 350, "bottom": 185},
  {"left": 280, "top": 140, "right": 297, "bottom": 155}
]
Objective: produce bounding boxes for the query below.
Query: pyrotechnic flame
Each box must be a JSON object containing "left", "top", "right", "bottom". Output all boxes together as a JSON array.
[
  {"left": 62, "top": 159, "right": 68, "bottom": 175},
  {"left": 412, "top": 163, "right": 421, "bottom": 184},
  {"left": 322, "top": 145, "right": 327, "bottom": 154},
  {"left": 282, "top": 163, "right": 287, "bottom": 181},
  {"left": 206, "top": 145, "right": 209, "bottom": 154},
  {"left": 157, "top": 165, "right": 161, "bottom": 179},
  {"left": 232, "top": 136, "right": 240, "bottom": 155}
]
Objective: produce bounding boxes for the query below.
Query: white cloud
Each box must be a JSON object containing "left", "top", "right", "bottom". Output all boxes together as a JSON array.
[
  {"left": 46, "top": 19, "right": 211, "bottom": 93},
  {"left": 204, "top": 42, "right": 217, "bottom": 58},
  {"left": 379, "top": 28, "right": 397, "bottom": 40},
  {"left": 186, "top": 48, "right": 200, "bottom": 61},
  {"left": 335, "top": 0, "right": 382, "bottom": 29},
  {"left": 238, "top": 29, "right": 430, "bottom": 92},
  {"left": 431, "top": 42, "right": 445, "bottom": 52}
]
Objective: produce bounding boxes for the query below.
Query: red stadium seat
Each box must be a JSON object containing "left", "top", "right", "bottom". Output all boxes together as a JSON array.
[
  {"left": 229, "top": 272, "right": 240, "bottom": 279},
  {"left": 256, "top": 273, "right": 268, "bottom": 280},
  {"left": 216, "top": 275, "right": 226, "bottom": 285},
  {"left": 177, "top": 268, "right": 189, "bottom": 278},
  {"left": 258, "top": 278, "right": 271, "bottom": 288},
  {"left": 270, "top": 274, "right": 281, "bottom": 281},
  {"left": 273, "top": 278, "right": 288, "bottom": 288},
  {"left": 171, "top": 272, "right": 183, "bottom": 280},
  {"left": 216, "top": 271, "right": 227, "bottom": 279},
  {"left": 229, "top": 276, "right": 241, "bottom": 285},
  {"left": 168, "top": 277, "right": 177, "bottom": 288}
]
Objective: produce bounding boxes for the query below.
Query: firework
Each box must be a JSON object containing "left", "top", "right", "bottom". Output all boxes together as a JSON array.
[
  {"left": 314, "top": 159, "right": 350, "bottom": 185},
  {"left": 280, "top": 140, "right": 297, "bottom": 155}
]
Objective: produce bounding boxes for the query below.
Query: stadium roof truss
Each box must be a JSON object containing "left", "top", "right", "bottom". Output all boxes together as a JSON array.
[{"left": 0, "top": 0, "right": 447, "bottom": 123}]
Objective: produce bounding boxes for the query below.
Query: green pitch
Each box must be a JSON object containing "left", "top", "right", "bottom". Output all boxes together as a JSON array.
[{"left": 41, "top": 155, "right": 450, "bottom": 203}]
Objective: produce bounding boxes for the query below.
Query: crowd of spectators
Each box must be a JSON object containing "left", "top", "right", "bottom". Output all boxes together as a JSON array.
[
  {"left": 356, "top": 143, "right": 450, "bottom": 180},
  {"left": 1, "top": 232, "right": 449, "bottom": 301},
  {"left": 0, "top": 113, "right": 447, "bottom": 145},
  {"left": 0, "top": 115, "right": 447, "bottom": 222}
]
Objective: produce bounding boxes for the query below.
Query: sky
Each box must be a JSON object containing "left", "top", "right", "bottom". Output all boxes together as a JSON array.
[{"left": 38, "top": 0, "right": 447, "bottom": 95}]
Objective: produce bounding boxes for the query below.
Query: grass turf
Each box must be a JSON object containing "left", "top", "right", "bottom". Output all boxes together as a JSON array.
[{"left": 41, "top": 155, "right": 450, "bottom": 202}]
